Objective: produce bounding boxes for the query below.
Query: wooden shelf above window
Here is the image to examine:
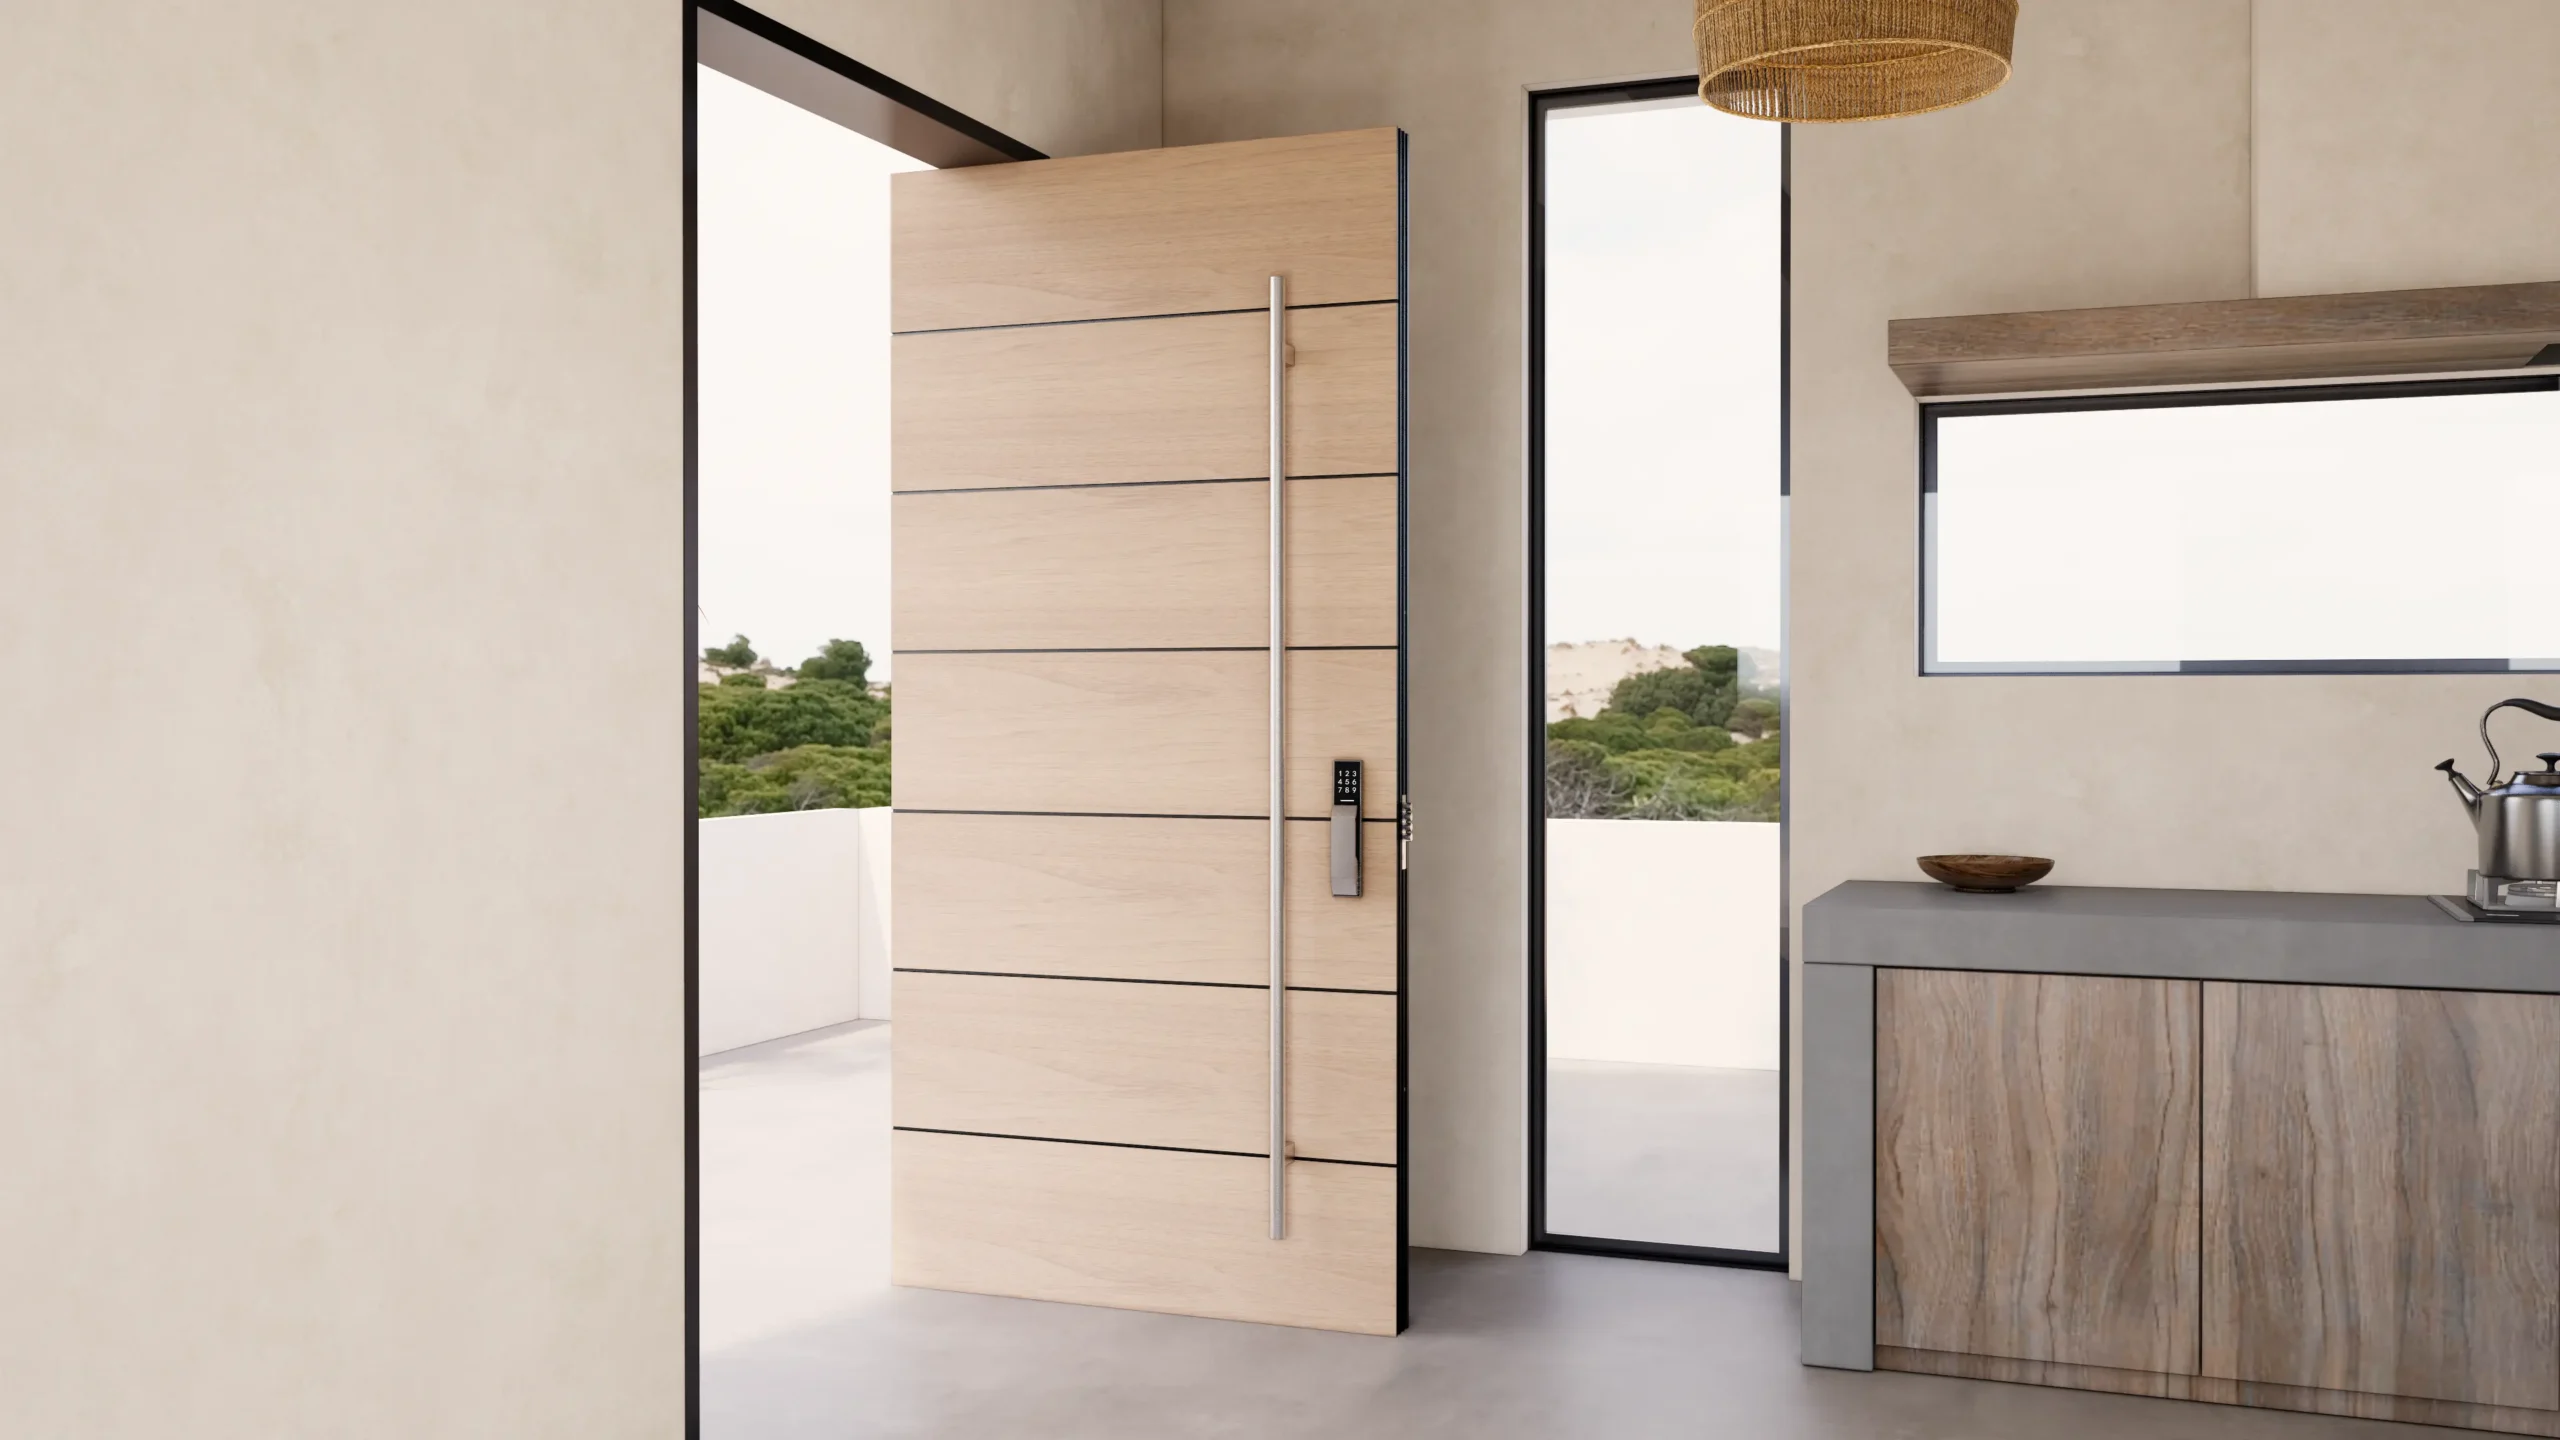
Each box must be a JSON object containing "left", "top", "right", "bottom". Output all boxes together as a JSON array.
[{"left": 1887, "top": 280, "right": 2560, "bottom": 398}]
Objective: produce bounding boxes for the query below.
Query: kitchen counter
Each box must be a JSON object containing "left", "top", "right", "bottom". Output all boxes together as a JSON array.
[
  {"left": 1807, "top": 880, "right": 2560, "bottom": 995},
  {"left": 1802, "top": 881, "right": 2560, "bottom": 1389}
]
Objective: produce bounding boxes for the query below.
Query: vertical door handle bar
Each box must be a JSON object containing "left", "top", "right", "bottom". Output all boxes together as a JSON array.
[{"left": 1268, "top": 275, "right": 1287, "bottom": 1241}]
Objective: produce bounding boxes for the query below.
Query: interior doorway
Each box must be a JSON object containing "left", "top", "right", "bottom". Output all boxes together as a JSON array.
[
  {"left": 685, "top": 0, "right": 1039, "bottom": 1404},
  {"left": 1527, "top": 80, "right": 1789, "bottom": 1268}
]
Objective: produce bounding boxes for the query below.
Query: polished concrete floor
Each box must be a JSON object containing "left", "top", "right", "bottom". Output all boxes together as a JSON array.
[
  {"left": 1545, "top": 1059, "right": 1780, "bottom": 1252},
  {"left": 702, "top": 1021, "right": 2427, "bottom": 1439}
]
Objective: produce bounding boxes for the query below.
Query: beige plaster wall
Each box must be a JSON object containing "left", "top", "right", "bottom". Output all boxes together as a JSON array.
[
  {"left": 755, "top": 0, "right": 1162, "bottom": 156},
  {"left": 2253, "top": 0, "right": 2560, "bottom": 296},
  {"left": 0, "top": 4, "right": 686, "bottom": 1433},
  {"left": 1166, "top": 0, "right": 1693, "bottom": 1255},
  {"left": 1792, "top": 0, "right": 2560, "bottom": 1266}
]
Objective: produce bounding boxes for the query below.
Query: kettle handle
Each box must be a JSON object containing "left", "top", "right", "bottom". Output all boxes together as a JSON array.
[{"left": 2478, "top": 698, "right": 2560, "bottom": 786}]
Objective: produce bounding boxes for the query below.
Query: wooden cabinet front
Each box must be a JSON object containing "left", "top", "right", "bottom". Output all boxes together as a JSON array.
[
  {"left": 2201, "top": 982, "right": 2560, "bottom": 1412},
  {"left": 1874, "top": 968, "right": 2202, "bottom": 1374}
]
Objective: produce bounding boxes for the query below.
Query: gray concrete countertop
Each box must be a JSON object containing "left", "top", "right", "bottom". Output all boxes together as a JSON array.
[{"left": 1805, "top": 879, "right": 2560, "bottom": 994}]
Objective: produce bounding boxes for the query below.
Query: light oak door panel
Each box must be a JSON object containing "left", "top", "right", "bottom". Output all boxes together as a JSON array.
[
  {"left": 892, "top": 126, "right": 1401, "bottom": 1336},
  {"left": 896, "top": 649, "right": 1395, "bottom": 818},
  {"left": 895, "top": 475, "right": 1396, "bottom": 650},
  {"left": 894, "top": 971, "right": 1393, "bottom": 1164},
  {"left": 1875, "top": 968, "right": 2201, "bottom": 1375},
  {"left": 893, "top": 813, "right": 1396, "bottom": 991},
  {"left": 890, "top": 128, "right": 1399, "bottom": 331},
  {"left": 2201, "top": 982, "right": 2560, "bottom": 1410},
  {"left": 893, "top": 1130, "right": 1397, "bottom": 1335},
  {"left": 893, "top": 303, "right": 1396, "bottom": 491}
]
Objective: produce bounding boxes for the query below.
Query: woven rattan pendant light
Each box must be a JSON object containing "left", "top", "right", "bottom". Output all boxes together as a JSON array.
[{"left": 1696, "top": 0, "right": 2018, "bottom": 122}]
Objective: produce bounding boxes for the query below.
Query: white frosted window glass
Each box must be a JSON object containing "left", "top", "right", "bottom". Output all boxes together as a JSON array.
[{"left": 1928, "top": 385, "right": 2560, "bottom": 672}]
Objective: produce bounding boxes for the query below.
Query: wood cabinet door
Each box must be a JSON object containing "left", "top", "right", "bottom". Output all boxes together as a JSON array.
[
  {"left": 888, "top": 129, "right": 1404, "bottom": 1336},
  {"left": 2202, "top": 983, "right": 2560, "bottom": 1409},
  {"left": 1875, "top": 969, "right": 2201, "bottom": 1374}
]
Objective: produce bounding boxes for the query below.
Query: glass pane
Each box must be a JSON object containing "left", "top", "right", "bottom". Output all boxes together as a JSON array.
[
  {"left": 1540, "top": 97, "right": 1783, "bottom": 1254},
  {"left": 1929, "top": 385, "right": 2560, "bottom": 671}
]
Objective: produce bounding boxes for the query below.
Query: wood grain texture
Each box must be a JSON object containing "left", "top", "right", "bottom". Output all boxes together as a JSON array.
[
  {"left": 893, "top": 971, "right": 1392, "bottom": 1163},
  {"left": 894, "top": 475, "right": 1395, "bottom": 650},
  {"left": 892, "top": 813, "right": 1395, "bottom": 992},
  {"left": 1875, "top": 969, "right": 2201, "bottom": 1375},
  {"left": 2201, "top": 982, "right": 2560, "bottom": 1410},
  {"left": 893, "top": 1131, "right": 1396, "bottom": 1335},
  {"left": 894, "top": 648, "right": 1395, "bottom": 819},
  {"left": 1889, "top": 280, "right": 2560, "bottom": 396},
  {"left": 891, "top": 128, "right": 1400, "bottom": 331},
  {"left": 893, "top": 303, "right": 1395, "bottom": 491},
  {"left": 1878, "top": 1346, "right": 2560, "bottom": 1437}
]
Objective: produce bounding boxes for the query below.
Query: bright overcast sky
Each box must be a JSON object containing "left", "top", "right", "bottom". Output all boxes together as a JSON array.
[
  {"left": 1542, "top": 99, "right": 1783, "bottom": 657},
  {"left": 696, "top": 65, "right": 926, "bottom": 679}
]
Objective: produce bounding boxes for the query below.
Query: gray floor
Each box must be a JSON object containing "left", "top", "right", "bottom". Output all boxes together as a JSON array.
[
  {"left": 702, "top": 1021, "right": 2427, "bottom": 1439},
  {"left": 1545, "top": 1059, "right": 1780, "bottom": 1252}
]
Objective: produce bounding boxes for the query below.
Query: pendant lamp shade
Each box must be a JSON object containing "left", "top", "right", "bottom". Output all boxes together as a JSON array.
[{"left": 1696, "top": 0, "right": 2018, "bottom": 122}]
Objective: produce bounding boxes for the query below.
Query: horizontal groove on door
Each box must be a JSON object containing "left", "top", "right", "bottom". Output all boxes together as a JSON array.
[
  {"left": 892, "top": 297, "right": 1396, "bottom": 338},
  {"left": 893, "top": 810, "right": 1396, "bottom": 994},
  {"left": 897, "top": 475, "right": 1395, "bottom": 650},
  {"left": 893, "top": 304, "right": 1395, "bottom": 491},
  {"left": 890, "top": 1126, "right": 1396, "bottom": 1169},
  {"left": 890, "top": 127, "right": 1399, "bottom": 331},
  {"left": 893, "top": 1130, "right": 1398, "bottom": 1335},
  {"left": 896, "top": 471, "right": 1396, "bottom": 498},
  {"left": 892, "top": 970, "right": 1395, "bottom": 1164},
  {"left": 896, "top": 967, "right": 1396, "bottom": 998},
  {"left": 894, "top": 650, "right": 1396, "bottom": 819}
]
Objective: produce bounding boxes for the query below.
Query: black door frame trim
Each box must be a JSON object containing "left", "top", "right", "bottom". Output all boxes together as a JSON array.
[
  {"left": 695, "top": 0, "right": 1044, "bottom": 166},
  {"left": 1525, "top": 78, "right": 1791, "bottom": 1275}
]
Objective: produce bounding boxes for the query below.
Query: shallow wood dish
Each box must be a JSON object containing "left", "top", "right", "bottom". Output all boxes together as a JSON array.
[{"left": 1917, "top": 854, "right": 2053, "bottom": 893}]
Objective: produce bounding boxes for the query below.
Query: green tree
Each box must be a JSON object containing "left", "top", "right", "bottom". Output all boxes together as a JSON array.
[
  {"left": 1728, "top": 696, "right": 1780, "bottom": 739},
  {"left": 699, "top": 743, "right": 891, "bottom": 816},
  {"left": 1544, "top": 645, "right": 1778, "bottom": 821},
  {"left": 705, "top": 634, "right": 758, "bottom": 668},
  {"left": 1605, "top": 645, "right": 1741, "bottom": 731},
  {"left": 718, "top": 672, "right": 766, "bottom": 689},
  {"left": 796, "top": 638, "right": 872, "bottom": 686},
  {"left": 698, "top": 678, "right": 882, "bottom": 763}
]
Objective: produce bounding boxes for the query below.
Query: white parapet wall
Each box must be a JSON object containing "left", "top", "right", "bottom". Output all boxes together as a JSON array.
[
  {"left": 1544, "top": 818, "right": 1782, "bottom": 1070},
  {"left": 698, "top": 807, "right": 892, "bottom": 1057}
]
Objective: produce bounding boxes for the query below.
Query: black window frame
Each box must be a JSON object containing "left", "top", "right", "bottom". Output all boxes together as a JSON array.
[
  {"left": 1918, "top": 374, "right": 2560, "bottom": 678},
  {"left": 1526, "top": 79, "right": 1792, "bottom": 1274}
]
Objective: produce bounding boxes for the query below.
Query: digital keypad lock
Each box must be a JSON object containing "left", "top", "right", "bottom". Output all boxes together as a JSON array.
[{"left": 1329, "top": 760, "right": 1363, "bottom": 898}]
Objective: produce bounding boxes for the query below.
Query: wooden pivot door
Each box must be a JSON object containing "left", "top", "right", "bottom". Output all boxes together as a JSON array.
[
  {"left": 2202, "top": 982, "right": 2560, "bottom": 1412},
  {"left": 1874, "top": 969, "right": 2202, "bottom": 1376},
  {"left": 888, "top": 129, "right": 1407, "bottom": 1336}
]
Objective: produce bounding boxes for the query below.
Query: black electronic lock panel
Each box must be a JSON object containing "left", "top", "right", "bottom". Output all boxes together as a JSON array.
[{"left": 1329, "top": 760, "right": 1362, "bottom": 897}]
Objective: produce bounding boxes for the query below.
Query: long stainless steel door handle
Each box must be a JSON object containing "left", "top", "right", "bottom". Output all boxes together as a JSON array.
[{"left": 1268, "top": 275, "right": 1287, "bottom": 1241}]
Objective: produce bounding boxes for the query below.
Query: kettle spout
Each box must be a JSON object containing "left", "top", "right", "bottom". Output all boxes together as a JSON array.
[{"left": 2438, "top": 759, "right": 2485, "bottom": 816}]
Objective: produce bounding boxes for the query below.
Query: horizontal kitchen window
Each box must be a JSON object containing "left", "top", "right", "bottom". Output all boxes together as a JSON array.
[{"left": 1921, "top": 376, "right": 2560, "bottom": 675}]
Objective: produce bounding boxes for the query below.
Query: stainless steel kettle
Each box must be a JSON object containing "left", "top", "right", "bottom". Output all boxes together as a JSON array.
[{"left": 2438, "top": 698, "right": 2560, "bottom": 883}]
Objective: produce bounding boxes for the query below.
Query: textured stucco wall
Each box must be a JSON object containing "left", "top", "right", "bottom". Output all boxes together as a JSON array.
[
  {"left": 753, "top": 0, "right": 1163, "bottom": 156},
  {"left": 0, "top": 3, "right": 684, "bottom": 1433},
  {"left": 2252, "top": 0, "right": 2560, "bottom": 296}
]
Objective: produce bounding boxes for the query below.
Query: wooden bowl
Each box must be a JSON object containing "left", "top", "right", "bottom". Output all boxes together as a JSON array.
[{"left": 1918, "top": 854, "right": 2053, "bottom": 893}]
